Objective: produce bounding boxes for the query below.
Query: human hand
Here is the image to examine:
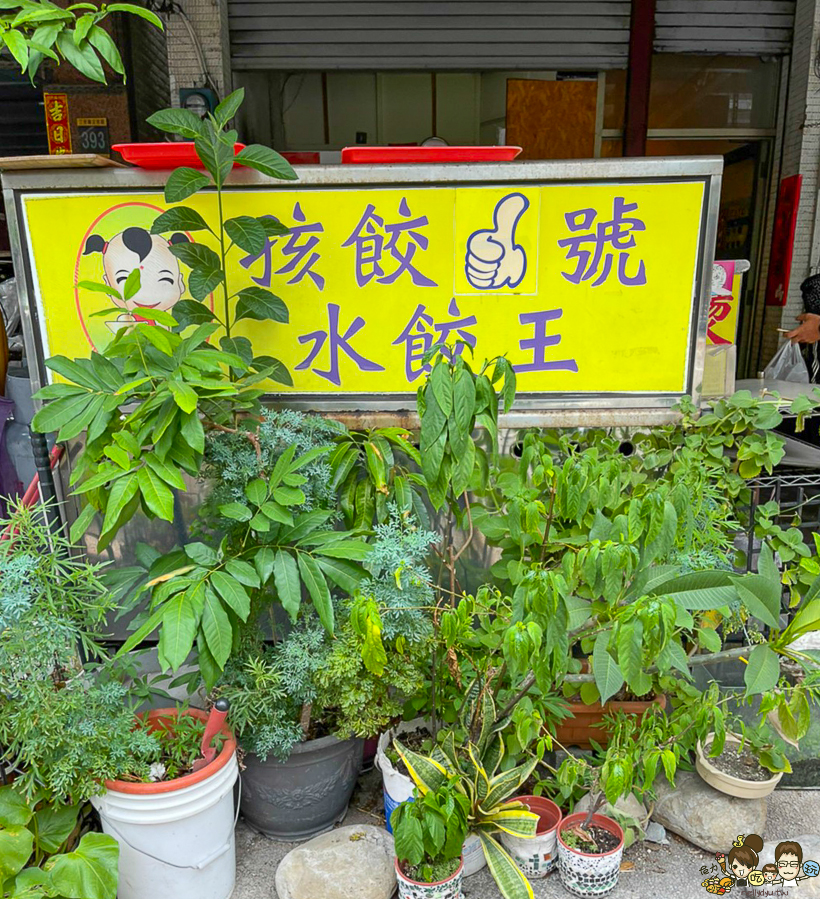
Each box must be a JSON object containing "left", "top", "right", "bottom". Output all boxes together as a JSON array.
[{"left": 786, "top": 313, "right": 820, "bottom": 344}]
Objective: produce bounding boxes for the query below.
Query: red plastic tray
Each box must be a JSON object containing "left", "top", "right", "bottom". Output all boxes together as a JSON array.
[
  {"left": 341, "top": 145, "right": 522, "bottom": 164},
  {"left": 113, "top": 141, "right": 246, "bottom": 170},
  {"left": 281, "top": 151, "right": 321, "bottom": 165}
]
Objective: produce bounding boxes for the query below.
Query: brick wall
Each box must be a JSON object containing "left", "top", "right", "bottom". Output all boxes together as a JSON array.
[
  {"left": 165, "top": 0, "right": 232, "bottom": 104},
  {"left": 759, "top": 0, "right": 820, "bottom": 366}
]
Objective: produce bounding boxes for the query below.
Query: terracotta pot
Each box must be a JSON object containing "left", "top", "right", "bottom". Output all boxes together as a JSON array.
[
  {"left": 557, "top": 812, "right": 625, "bottom": 898},
  {"left": 499, "top": 795, "right": 562, "bottom": 878},
  {"left": 395, "top": 856, "right": 464, "bottom": 899},
  {"left": 552, "top": 694, "right": 667, "bottom": 749},
  {"left": 104, "top": 707, "right": 237, "bottom": 792},
  {"left": 695, "top": 732, "right": 783, "bottom": 798},
  {"left": 361, "top": 736, "right": 379, "bottom": 772}
]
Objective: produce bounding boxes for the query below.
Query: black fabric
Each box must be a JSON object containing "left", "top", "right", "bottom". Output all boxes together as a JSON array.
[{"left": 801, "top": 274, "right": 820, "bottom": 316}]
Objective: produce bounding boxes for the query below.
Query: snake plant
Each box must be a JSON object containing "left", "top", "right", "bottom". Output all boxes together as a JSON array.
[{"left": 395, "top": 724, "right": 540, "bottom": 899}]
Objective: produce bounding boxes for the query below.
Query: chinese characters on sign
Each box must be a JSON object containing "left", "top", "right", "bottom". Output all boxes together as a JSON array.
[
  {"left": 43, "top": 93, "right": 72, "bottom": 155},
  {"left": 558, "top": 198, "right": 647, "bottom": 287},
  {"left": 27, "top": 179, "right": 707, "bottom": 397},
  {"left": 256, "top": 192, "right": 642, "bottom": 383},
  {"left": 707, "top": 262, "right": 738, "bottom": 346}
]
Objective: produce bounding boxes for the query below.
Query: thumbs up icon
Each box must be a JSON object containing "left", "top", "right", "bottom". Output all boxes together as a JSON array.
[{"left": 465, "top": 193, "right": 529, "bottom": 290}]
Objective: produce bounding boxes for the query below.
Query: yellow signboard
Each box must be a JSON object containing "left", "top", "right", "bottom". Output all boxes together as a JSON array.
[{"left": 22, "top": 180, "right": 706, "bottom": 396}]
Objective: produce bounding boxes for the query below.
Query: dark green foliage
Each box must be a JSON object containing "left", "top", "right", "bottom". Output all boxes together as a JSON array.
[
  {"left": 32, "top": 88, "right": 296, "bottom": 552},
  {"left": 0, "top": 1, "right": 161, "bottom": 84},
  {"left": 201, "top": 409, "right": 343, "bottom": 518},
  {"left": 0, "top": 502, "right": 159, "bottom": 805},
  {"left": 391, "top": 780, "right": 469, "bottom": 884}
]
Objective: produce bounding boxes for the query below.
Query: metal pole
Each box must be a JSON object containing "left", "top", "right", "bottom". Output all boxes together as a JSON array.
[{"left": 623, "top": 0, "right": 656, "bottom": 157}]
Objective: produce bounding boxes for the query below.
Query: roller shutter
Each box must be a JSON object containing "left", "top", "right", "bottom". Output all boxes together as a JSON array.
[
  {"left": 228, "top": 0, "right": 632, "bottom": 71},
  {"left": 655, "top": 0, "right": 795, "bottom": 55}
]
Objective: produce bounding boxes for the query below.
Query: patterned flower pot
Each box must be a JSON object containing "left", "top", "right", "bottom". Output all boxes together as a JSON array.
[
  {"left": 500, "top": 795, "right": 562, "bottom": 878},
  {"left": 240, "top": 735, "right": 363, "bottom": 840},
  {"left": 557, "top": 812, "right": 624, "bottom": 898},
  {"left": 395, "top": 856, "right": 464, "bottom": 899}
]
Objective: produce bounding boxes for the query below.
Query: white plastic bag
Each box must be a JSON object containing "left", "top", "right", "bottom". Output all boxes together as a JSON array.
[{"left": 763, "top": 340, "right": 810, "bottom": 383}]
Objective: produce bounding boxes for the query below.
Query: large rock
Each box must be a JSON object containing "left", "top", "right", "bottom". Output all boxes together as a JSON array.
[
  {"left": 759, "top": 835, "right": 820, "bottom": 896},
  {"left": 275, "top": 825, "right": 396, "bottom": 899},
  {"left": 651, "top": 770, "right": 767, "bottom": 852}
]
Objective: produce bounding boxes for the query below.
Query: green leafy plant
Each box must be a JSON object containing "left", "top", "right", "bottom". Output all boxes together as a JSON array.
[
  {"left": 391, "top": 779, "right": 469, "bottom": 884},
  {"left": 215, "top": 505, "right": 435, "bottom": 758},
  {"left": 32, "top": 87, "right": 296, "bottom": 551},
  {"left": 0, "top": 787, "right": 118, "bottom": 899},
  {"left": 0, "top": 0, "right": 161, "bottom": 83},
  {"left": 137, "top": 712, "right": 225, "bottom": 781},
  {"left": 395, "top": 702, "right": 540, "bottom": 899},
  {"left": 114, "top": 411, "right": 374, "bottom": 688},
  {"left": 0, "top": 500, "right": 159, "bottom": 805}
]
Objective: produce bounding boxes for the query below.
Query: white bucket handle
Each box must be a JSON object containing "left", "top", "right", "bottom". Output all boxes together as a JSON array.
[{"left": 103, "top": 775, "right": 241, "bottom": 871}]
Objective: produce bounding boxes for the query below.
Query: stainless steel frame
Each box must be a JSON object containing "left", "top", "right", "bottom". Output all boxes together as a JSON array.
[{"left": 1, "top": 156, "right": 722, "bottom": 429}]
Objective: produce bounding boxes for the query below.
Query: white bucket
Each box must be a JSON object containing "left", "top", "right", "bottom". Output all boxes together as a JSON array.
[{"left": 91, "top": 725, "right": 239, "bottom": 899}]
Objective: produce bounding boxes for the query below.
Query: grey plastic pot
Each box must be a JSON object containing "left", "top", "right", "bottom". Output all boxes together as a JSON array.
[{"left": 240, "top": 734, "right": 363, "bottom": 841}]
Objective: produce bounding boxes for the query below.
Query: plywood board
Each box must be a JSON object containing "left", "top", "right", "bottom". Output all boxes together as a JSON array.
[
  {"left": 506, "top": 79, "right": 597, "bottom": 160},
  {"left": 0, "top": 154, "right": 124, "bottom": 170}
]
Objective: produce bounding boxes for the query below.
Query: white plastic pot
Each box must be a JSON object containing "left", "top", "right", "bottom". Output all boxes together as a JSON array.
[
  {"left": 91, "top": 709, "right": 239, "bottom": 899},
  {"left": 396, "top": 856, "right": 464, "bottom": 899},
  {"left": 461, "top": 833, "right": 487, "bottom": 876},
  {"left": 500, "top": 795, "right": 562, "bottom": 878},
  {"left": 376, "top": 718, "right": 427, "bottom": 833},
  {"left": 557, "top": 812, "right": 624, "bottom": 898}
]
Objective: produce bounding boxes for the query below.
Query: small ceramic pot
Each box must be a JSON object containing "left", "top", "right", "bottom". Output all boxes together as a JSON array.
[
  {"left": 395, "top": 856, "right": 464, "bottom": 899},
  {"left": 500, "top": 795, "right": 562, "bottom": 878},
  {"left": 695, "top": 732, "right": 783, "bottom": 798},
  {"left": 557, "top": 812, "right": 624, "bottom": 898}
]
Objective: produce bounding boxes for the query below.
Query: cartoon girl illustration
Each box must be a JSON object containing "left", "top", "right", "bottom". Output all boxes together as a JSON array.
[
  {"left": 715, "top": 834, "right": 764, "bottom": 887},
  {"left": 83, "top": 226, "right": 190, "bottom": 330}
]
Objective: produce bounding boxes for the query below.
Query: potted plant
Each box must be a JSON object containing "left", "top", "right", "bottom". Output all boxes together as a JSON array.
[
  {"left": 499, "top": 795, "right": 562, "bottom": 879},
  {"left": 695, "top": 728, "right": 789, "bottom": 798},
  {"left": 91, "top": 704, "right": 238, "bottom": 899},
  {"left": 0, "top": 500, "right": 242, "bottom": 899},
  {"left": 557, "top": 812, "right": 625, "bottom": 899},
  {"left": 215, "top": 528, "right": 432, "bottom": 840},
  {"left": 391, "top": 779, "right": 469, "bottom": 899},
  {"left": 193, "top": 426, "right": 432, "bottom": 839},
  {"left": 394, "top": 692, "right": 542, "bottom": 899}
]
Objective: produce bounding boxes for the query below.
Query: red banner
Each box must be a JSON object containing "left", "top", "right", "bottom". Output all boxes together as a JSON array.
[
  {"left": 765, "top": 174, "right": 802, "bottom": 307},
  {"left": 43, "top": 92, "right": 72, "bottom": 155}
]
